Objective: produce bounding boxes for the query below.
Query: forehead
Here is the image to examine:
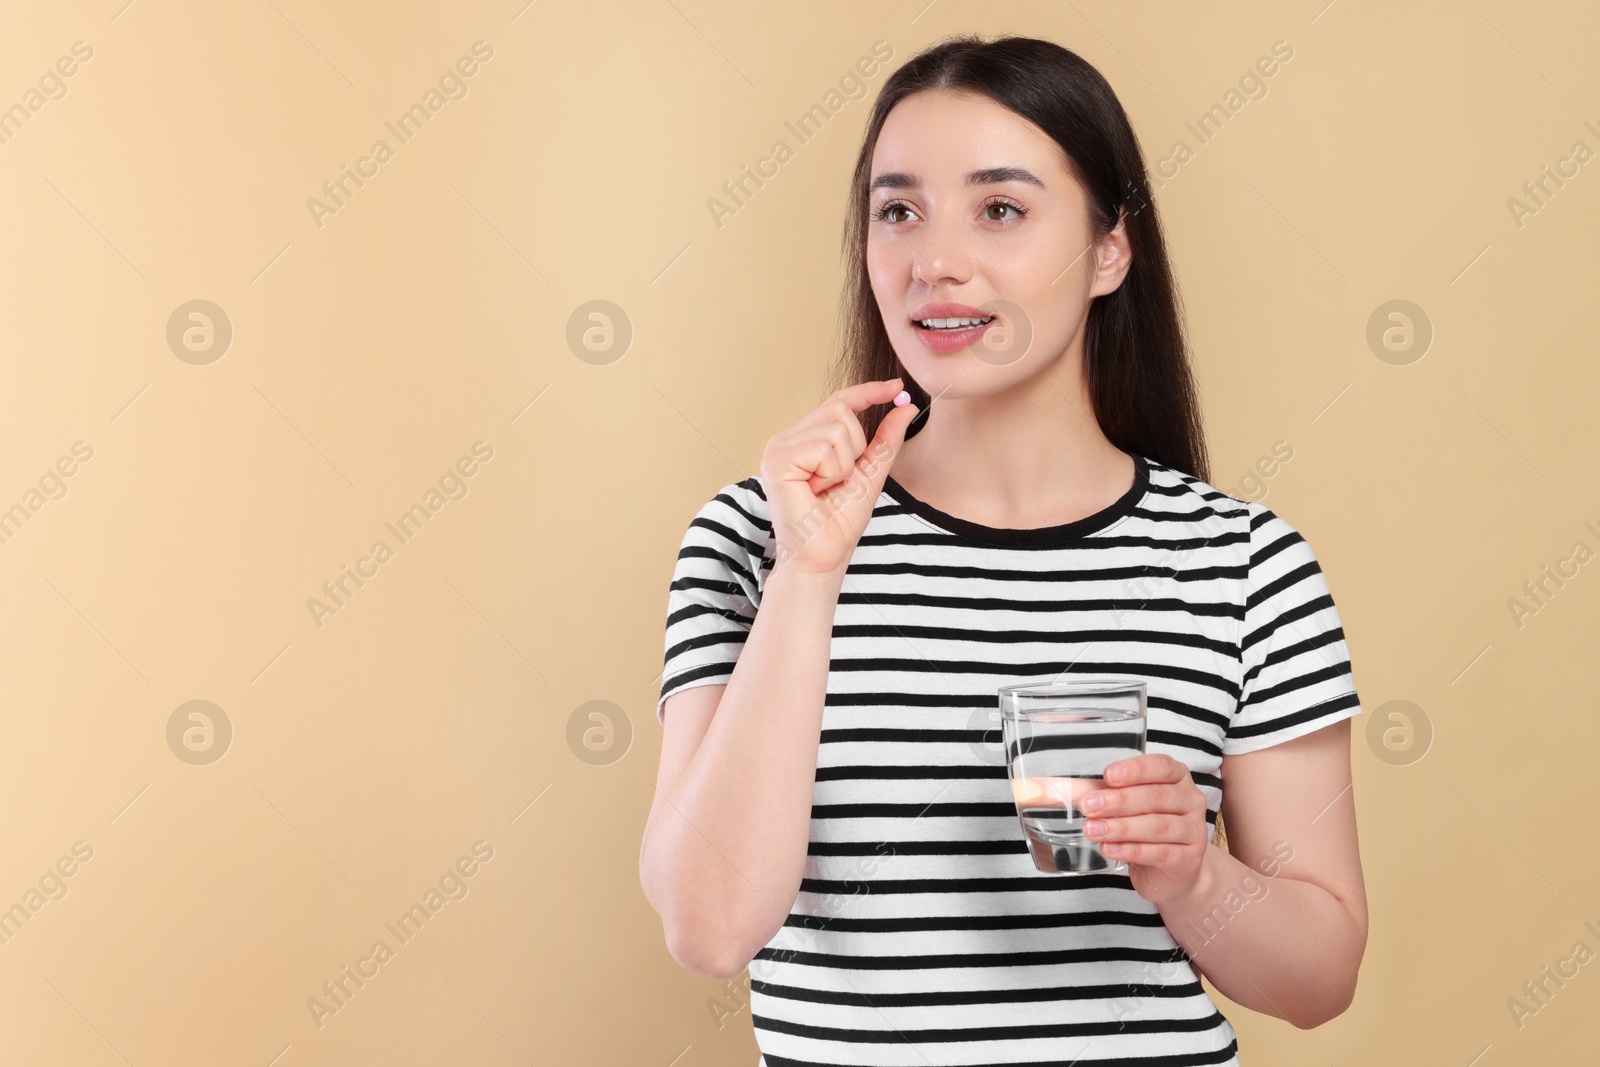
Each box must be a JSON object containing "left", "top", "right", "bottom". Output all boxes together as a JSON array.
[{"left": 870, "top": 89, "right": 1069, "bottom": 186}]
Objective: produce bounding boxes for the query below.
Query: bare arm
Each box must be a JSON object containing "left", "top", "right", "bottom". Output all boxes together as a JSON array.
[
  {"left": 1155, "top": 718, "right": 1367, "bottom": 1028},
  {"left": 640, "top": 378, "right": 919, "bottom": 980},
  {"left": 640, "top": 561, "right": 847, "bottom": 979}
]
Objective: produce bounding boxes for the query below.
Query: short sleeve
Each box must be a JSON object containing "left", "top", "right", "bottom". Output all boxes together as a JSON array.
[
  {"left": 1223, "top": 504, "right": 1362, "bottom": 756},
  {"left": 655, "top": 477, "right": 771, "bottom": 724}
]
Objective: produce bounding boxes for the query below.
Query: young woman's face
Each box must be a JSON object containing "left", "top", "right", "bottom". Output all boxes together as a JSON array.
[{"left": 865, "top": 88, "right": 1130, "bottom": 401}]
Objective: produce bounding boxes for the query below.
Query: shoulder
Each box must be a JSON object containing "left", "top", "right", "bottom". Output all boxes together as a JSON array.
[
  {"left": 1233, "top": 500, "right": 1338, "bottom": 617},
  {"left": 694, "top": 475, "right": 770, "bottom": 528},
  {"left": 1138, "top": 454, "right": 1254, "bottom": 537},
  {"left": 1242, "top": 500, "right": 1314, "bottom": 563},
  {"left": 680, "top": 475, "right": 773, "bottom": 558},
  {"left": 1135, "top": 457, "right": 1330, "bottom": 581}
]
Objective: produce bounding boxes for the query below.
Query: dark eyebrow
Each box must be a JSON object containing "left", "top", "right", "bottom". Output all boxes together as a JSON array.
[{"left": 868, "top": 166, "right": 1046, "bottom": 192}]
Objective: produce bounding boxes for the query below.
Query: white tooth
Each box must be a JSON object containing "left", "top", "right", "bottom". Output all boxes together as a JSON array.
[{"left": 921, "top": 316, "right": 992, "bottom": 328}]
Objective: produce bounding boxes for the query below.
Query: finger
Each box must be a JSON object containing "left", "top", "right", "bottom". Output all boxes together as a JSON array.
[
  {"left": 1011, "top": 777, "right": 1045, "bottom": 807},
  {"left": 779, "top": 379, "right": 904, "bottom": 452},
  {"left": 824, "top": 376, "right": 905, "bottom": 417},
  {"left": 821, "top": 414, "right": 868, "bottom": 481},
  {"left": 856, "top": 397, "right": 919, "bottom": 492},
  {"left": 1077, "top": 783, "right": 1198, "bottom": 818},
  {"left": 808, "top": 429, "right": 852, "bottom": 479},
  {"left": 1085, "top": 812, "right": 1204, "bottom": 846},
  {"left": 808, "top": 434, "right": 860, "bottom": 496},
  {"left": 1011, "top": 776, "right": 1056, "bottom": 807},
  {"left": 1104, "top": 753, "right": 1186, "bottom": 787},
  {"left": 829, "top": 397, "right": 870, "bottom": 459},
  {"left": 1097, "top": 840, "right": 1186, "bottom": 867},
  {"left": 781, "top": 434, "right": 849, "bottom": 499},
  {"left": 779, "top": 388, "right": 891, "bottom": 489},
  {"left": 782, "top": 395, "right": 869, "bottom": 454},
  {"left": 1010, "top": 776, "right": 1081, "bottom": 808}
]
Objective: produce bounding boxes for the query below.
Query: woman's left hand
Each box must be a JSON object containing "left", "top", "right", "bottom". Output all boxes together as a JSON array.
[{"left": 1078, "top": 753, "right": 1213, "bottom": 905}]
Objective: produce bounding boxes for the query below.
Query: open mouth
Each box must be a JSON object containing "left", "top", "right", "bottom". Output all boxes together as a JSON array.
[{"left": 914, "top": 315, "right": 995, "bottom": 332}]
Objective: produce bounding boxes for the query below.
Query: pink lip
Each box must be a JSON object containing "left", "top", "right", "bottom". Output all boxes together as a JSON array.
[
  {"left": 910, "top": 301, "right": 991, "bottom": 320},
  {"left": 909, "top": 301, "right": 1000, "bottom": 353}
]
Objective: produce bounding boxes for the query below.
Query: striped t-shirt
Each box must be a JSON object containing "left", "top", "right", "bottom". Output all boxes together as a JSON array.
[{"left": 656, "top": 450, "right": 1363, "bottom": 1067}]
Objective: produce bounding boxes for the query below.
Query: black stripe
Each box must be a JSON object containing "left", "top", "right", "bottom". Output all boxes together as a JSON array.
[
  {"left": 1241, "top": 627, "right": 1347, "bottom": 687},
  {"left": 1248, "top": 660, "right": 1353, "bottom": 706},
  {"left": 827, "top": 621, "right": 1239, "bottom": 655},
  {"left": 712, "top": 484, "right": 772, "bottom": 530},
  {"left": 779, "top": 905, "right": 1170, "bottom": 932},
  {"left": 752, "top": 974, "right": 1197, "bottom": 1005},
  {"left": 1242, "top": 593, "right": 1338, "bottom": 651},
  {"left": 687, "top": 514, "right": 766, "bottom": 559},
  {"left": 809, "top": 801, "right": 1018, "bottom": 819},
  {"left": 806, "top": 791, "right": 1221, "bottom": 820},
  {"left": 662, "top": 627, "right": 746, "bottom": 665},
  {"left": 796, "top": 873, "right": 1132, "bottom": 894},
  {"left": 753, "top": 942, "right": 1188, "bottom": 971},
  {"left": 857, "top": 529, "right": 1249, "bottom": 553},
  {"left": 1227, "top": 690, "right": 1359, "bottom": 739},
  {"left": 1247, "top": 559, "right": 1322, "bottom": 611},
  {"left": 758, "top": 1039, "right": 1239, "bottom": 1067},
  {"left": 753, "top": 1007, "right": 1232, "bottom": 1044},
  {"left": 835, "top": 589, "right": 1242, "bottom": 617},
  {"left": 841, "top": 558, "right": 1246, "bottom": 584},
  {"left": 658, "top": 661, "right": 735, "bottom": 693},
  {"left": 673, "top": 543, "right": 758, "bottom": 589},
  {"left": 821, "top": 655, "right": 1240, "bottom": 701}
]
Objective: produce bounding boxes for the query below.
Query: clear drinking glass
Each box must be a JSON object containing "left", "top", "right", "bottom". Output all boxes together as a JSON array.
[{"left": 998, "top": 679, "right": 1148, "bottom": 874}]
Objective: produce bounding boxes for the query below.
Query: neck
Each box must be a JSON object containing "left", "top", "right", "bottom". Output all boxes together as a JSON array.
[{"left": 890, "top": 347, "right": 1131, "bottom": 529}]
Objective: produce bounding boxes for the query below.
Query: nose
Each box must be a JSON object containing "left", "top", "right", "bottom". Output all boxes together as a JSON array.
[{"left": 908, "top": 208, "right": 973, "bottom": 287}]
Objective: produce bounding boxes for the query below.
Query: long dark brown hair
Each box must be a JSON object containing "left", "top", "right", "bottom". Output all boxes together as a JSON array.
[
  {"left": 826, "top": 34, "right": 1226, "bottom": 848},
  {"left": 826, "top": 33, "right": 1211, "bottom": 485}
]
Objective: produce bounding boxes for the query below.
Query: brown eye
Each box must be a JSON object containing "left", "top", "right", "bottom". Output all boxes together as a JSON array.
[
  {"left": 871, "top": 201, "right": 912, "bottom": 224},
  {"left": 984, "top": 199, "right": 1027, "bottom": 222}
]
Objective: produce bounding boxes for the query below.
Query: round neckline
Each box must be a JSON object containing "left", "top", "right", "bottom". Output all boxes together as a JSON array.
[{"left": 880, "top": 451, "right": 1150, "bottom": 547}]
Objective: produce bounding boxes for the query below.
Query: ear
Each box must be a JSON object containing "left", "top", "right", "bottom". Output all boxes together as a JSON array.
[{"left": 1091, "top": 206, "right": 1134, "bottom": 298}]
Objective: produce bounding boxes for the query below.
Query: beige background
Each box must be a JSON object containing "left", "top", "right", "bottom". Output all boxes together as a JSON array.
[{"left": 0, "top": 0, "right": 1595, "bottom": 1063}]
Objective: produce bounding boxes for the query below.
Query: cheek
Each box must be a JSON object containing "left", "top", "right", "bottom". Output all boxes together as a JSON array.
[
  {"left": 1006, "top": 216, "right": 1094, "bottom": 288},
  {"left": 866, "top": 244, "right": 912, "bottom": 327},
  {"left": 992, "top": 269, "right": 1085, "bottom": 363},
  {"left": 865, "top": 236, "right": 905, "bottom": 287},
  {"left": 990, "top": 229, "right": 1094, "bottom": 341},
  {"left": 1032, "top": 291, "right": 1087, "bottom": 343}
]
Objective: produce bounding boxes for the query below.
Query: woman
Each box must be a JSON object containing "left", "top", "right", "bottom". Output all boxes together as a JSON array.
[{"left": 641, "top": 33, "right": 1366, "bottom": 1066}]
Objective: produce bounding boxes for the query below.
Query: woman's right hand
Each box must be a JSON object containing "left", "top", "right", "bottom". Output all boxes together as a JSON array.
[{"left": 760, "top": 377, "right": 920, "bottom": 576}]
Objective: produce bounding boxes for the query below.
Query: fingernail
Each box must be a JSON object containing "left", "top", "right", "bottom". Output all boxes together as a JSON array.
[
  {"left": 1107, "top": 765, "right": 1125, "bottom": 784},
  {"left": 1081, "top": 794, "right": 1103, "bottom": 813},
  {"left": 1085, "top": 819, "right": 1106, "bottom": 836}
]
